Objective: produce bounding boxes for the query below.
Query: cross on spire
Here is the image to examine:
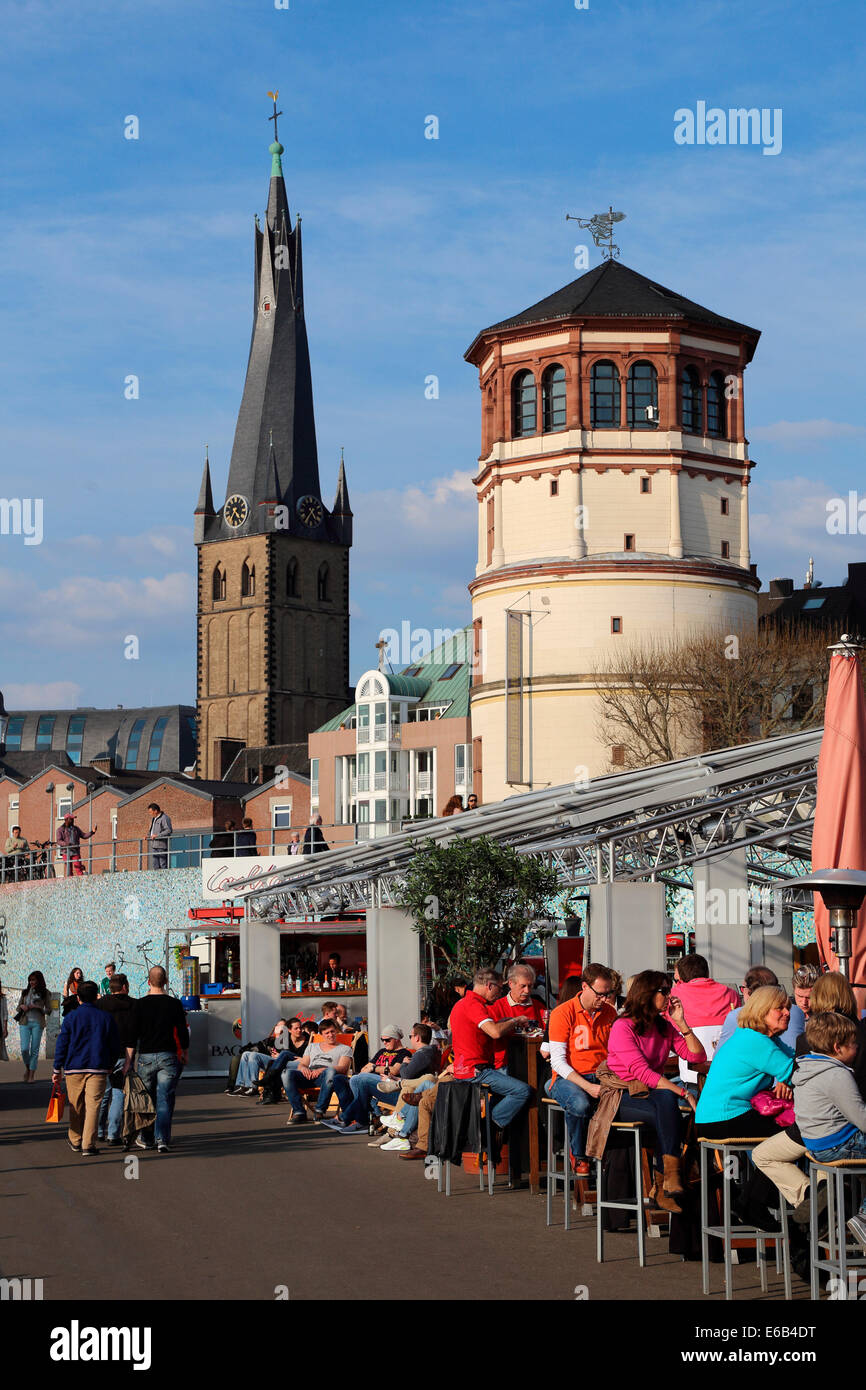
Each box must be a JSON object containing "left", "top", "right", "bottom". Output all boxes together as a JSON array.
[{"left": 267, "top": 90, "right": 283, "bottom": 144}]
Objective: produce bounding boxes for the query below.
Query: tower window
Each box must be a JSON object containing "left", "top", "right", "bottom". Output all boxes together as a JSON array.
[
  {"left": 720, "top": 496, "right": 729, "bottom": 516},
  {"left": 707, "top": 370, "right": 727, "bottom": 437},
  {"left": 640, "top": 476, "right": 651, "bottom": 494},
  {"left": 611, "top": 745, "right": 625, "bottom": 767},
  {"left": 611, "top": 616, "right": 623, "bottom": 634},
  {"left": 241, "top": 561, "right": 256, "bottom": 597},
  {"left": 212, "top": 564, "right": 226, "bottom": 601},
  {"left": 721, "top": 540, "right": 731, "bottom": 559},
  {"left": 627, "top": 361, "right": 659, "bottom": 430},
  {"left": 511, "top": 370, "right": 537, "bottom": 438},
  {"left": 681, "top": 365, "right": 702, "bottom": 433},
  {"left": 550, "top": 479, "right": 558, "bottom": 496},
  {"left": 286, "top": 558, "right": 299, "bottom": 597},
  {"left": 486, "top": 495, "right": 495, "bottom": 566},
  {"left": 624, "top": 534, "right": 635, "bottom": 552},
  {"left": 541, "top": 364, "right": 567, "bottom": 433},
  {"left": 590, "top": 360, "right": 620, "bottom": 428},
  {"left": 317, "top": 563, "right": 330, "bottom": 601}
]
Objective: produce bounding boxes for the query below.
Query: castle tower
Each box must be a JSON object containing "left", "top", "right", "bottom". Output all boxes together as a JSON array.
[
  {"left": 195, "top": 125, "right": 352, "bottom": 780},
  {"left": 464, "top": 259, "right": 760, "bottom": 800}
]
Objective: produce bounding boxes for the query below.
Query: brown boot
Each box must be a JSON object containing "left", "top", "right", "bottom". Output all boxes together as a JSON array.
[
  {"left": 652, "top": 1183, "right": 683, "bottom": 1214},
  {"left": 663, "top": 1153, "right": 684, "bottom": 1195}
]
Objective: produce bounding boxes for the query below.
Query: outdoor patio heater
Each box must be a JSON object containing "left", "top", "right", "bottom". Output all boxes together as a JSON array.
[{"left": 789, "top": 869, "right": 866, "bottom": 981}]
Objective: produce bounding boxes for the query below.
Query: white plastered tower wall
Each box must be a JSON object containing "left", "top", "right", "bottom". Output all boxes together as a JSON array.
[{"left": 464, "top": 261, "right": 761, "bottom": 803}]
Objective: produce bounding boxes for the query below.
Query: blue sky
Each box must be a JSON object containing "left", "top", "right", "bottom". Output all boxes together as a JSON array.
[{"left": 2, "top": 0, "right": 866, "bottom": 709}]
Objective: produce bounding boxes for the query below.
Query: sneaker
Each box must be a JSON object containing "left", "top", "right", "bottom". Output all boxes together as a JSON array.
[
  {"left": 81, "top": 1147, "right": 101, "bottom": 1156},
  {"left": 380, "top": 1136, "right": 411, "bottom": 1152},
  {"left": 848, "top": 1216, "right": 866, "bottom": 1254},
  {"left": 106, "top": 1137, "right": 122, "bottom": 1147},
  {"left": 243, "top": 1086, "right": 259, "bottom": 1097},
  {"left": 382, "top": 1112, "right": 403, "bottom": 1131},
  {"left": 336, "top": 1121, "right": 365, "bottom": 1135},
  {"left": 287, "top": 1112, "right": 308, "bottom": 1125},
  {"left": 157, "top": 1142, "right": 171, "bottom": 1154},
  {"left": 97, "top": 1131, "right": 107, "bottom": 1141},
  {"left": 66, "top": 1137, "right": 81, "bottom": 1154},
  {"left": 135, "top": 1135, "right": 154, "bottom": 1150},
  {"left": 224, "top": 1085, "right": 239, "bottom": 1095},
  {"left": 313, "top": 1109, "right": 326, "bottom": 1122},
  {"left": 320, "top": 1118, "right": 347, "bottom": 1132}
]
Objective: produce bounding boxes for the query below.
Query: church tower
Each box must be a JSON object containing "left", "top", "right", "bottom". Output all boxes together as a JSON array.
[
  {"left": 464, "top": 259, "right": 761, "bottom": 801},
  {"left": 195, "top": 116, "right": 352, "bottom": 780}
]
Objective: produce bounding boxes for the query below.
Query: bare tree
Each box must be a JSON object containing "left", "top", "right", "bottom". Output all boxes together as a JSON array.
[{"left": 597, "top": 622, "right": 832, "bottom": 772}]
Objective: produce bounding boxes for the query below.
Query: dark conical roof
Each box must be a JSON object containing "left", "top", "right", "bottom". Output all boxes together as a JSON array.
[
  {"left": 206, "top": 139, "right": 323, "bottom": 539},
  {"left": 466, "top": 260, "right": 759, "bottom": 356}
]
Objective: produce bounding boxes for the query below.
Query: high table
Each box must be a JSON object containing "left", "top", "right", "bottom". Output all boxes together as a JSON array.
[{"left": 505, "top": 1032, "right": 546, "bottom": 1196}]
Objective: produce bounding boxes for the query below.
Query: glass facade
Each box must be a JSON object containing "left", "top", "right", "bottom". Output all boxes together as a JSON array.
[
  {"left": 124, "top": 718, "right": 146, "bottom": 770},
  {"left": 146, "top": 716, "right": 168, "bottom": 771}
]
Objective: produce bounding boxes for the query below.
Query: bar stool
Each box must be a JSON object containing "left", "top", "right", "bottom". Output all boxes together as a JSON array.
[
  {"left": 806, "top": 1156, "right": 866, "bottom": 1299},
  {"left": 435, "top": 1082, "right": 496, "bottom": 1196},
  {"left": 596, "top": 1121, "right": 656, "bottom": 1266},
  {"left": 698, "top": 1138, "right": 791, "bottom": 1301},
  {"left": 543, "top": 1097, "right": 575, "bottom": 1229}
]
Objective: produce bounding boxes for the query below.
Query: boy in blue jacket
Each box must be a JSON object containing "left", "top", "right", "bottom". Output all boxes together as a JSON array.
[
  {"left": 793, "top": 1010, "right": 866, "bottom": 1246},
  {"left": 53, "top": 980, "right": 121, "bottom": 1155}
]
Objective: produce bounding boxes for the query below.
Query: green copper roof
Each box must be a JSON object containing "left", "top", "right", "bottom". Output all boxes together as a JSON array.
[
  {"left": 269, "top": 140, "right": 284, "bottom": 177},
  {"left": 313, "top": 626, "right": 473, "bottom": 734}
]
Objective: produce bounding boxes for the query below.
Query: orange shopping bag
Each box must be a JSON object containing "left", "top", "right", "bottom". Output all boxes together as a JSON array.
[{"left": 45, "top": 1081, "right": 65, "bottom": 1124}]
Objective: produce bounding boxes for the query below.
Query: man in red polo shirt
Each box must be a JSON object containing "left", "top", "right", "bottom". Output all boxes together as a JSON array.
[
  {"left": 489, "top": 963, "right": 545, "bottom": 1068},
  {"left": 545, "top": 963, "right": 617, "bottom": 1172},
  {"left": 450, "top": 967, "right": 532, "bottom": 1131}
]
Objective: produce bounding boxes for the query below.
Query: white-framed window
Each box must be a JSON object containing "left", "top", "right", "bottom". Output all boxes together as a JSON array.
[
  {"left": 374, "top": 800, "right": 387, "bottom": 823},
  {"left": 57, "top": 796, "right": 73, "bottom": 820},
  {"left": 110, "top": 808, "right": 118, "bottom": 840},
  {"left": 310, "top": 757, "right": 319, "bottom": 801},
  {"left": 271, "top": 803, "right": 293, "bottom": 829},
  {"left": 454, "top": 743, "right": 472, "bottom": 787},
  {"left": 357, "top": 801, "right": 370, "bottom": 823}
]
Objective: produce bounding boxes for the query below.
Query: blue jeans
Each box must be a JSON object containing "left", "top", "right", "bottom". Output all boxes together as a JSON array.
[
  {"left": 237, "top": 1052, "right": 267, "bottom": 1088},
  {"left": 399, "top": 1079, "right": 436, "bottom": 1138},
  {"left": 97, "top": 1063, "right": 125, "bottom": 1137},
  {"left": 337, "top": 1072, "right": 397, "bottom": 1125},
  {"left": 19, "top": 1022, "right": 44, "bottom": 1071},
  {"left": 285, "top": 1066, "right": 343, "bottom": 1115},
  {"left": 814, "top": 1131, "right": 866, "bottom": 1213},
  {"left": 546, "top": 1073, "right": 598, "bottom": 1160},
  {"left": 616, "top": 1088, "right": 683, "bottom": 1168},
  {"left": 471, "top": 1065, "right": 531, "bottom": 1129},
  {"left": 137, "top": 1052, "right": 182, "bottom": 1146}
]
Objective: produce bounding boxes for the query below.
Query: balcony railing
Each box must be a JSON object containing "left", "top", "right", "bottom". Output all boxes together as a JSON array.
[
  {"left": 356, "top": 774, "right": 370, "bottom": 792},
  {"left": 373, "top": 726, "right": 388, "bottom": 742},
  {"left": 357, "top": 727, "right": 370, "bottom": 743},
  {"left": 0, "top": 823, "right": 358, "bottom": 884},
  {"left": 416, "top": 772, "right": 432, "bottom": 793}
]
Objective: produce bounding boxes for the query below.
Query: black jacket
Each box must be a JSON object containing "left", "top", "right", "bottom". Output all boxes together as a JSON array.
[{"left": 96, "top": 993, "right": 138, "bottom": 1050}]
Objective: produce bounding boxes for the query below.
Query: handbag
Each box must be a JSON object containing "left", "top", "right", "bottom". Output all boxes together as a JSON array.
[
  {"left": 750, "top": 1088, "right": 795, "bottom": 1128},
  {"left": 45, "top": 1081, "right": 65, "bottom": 1123}
]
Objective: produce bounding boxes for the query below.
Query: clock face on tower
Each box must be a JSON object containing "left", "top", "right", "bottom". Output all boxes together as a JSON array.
[
  {"left": 224, "top": 494, "right": 249, "bottom": 528},
  {"left": 297, "top": 495, "right": 324, "bottom": 528}
]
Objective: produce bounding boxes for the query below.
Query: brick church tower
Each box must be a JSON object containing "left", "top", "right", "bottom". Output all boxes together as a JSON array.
[{"left": 195, "top": 122, "right": 352, "bottom": 780}]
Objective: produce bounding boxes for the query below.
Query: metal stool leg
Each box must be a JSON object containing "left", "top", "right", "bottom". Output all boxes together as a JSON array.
[
  {"left": 722, "top": 1153, "right": 733, "bottom": 1301},
  {"left": 485, "top": 1092, "right": 494, "bottom": 1196},
  {"left": 700, "top": 1142, "right": 710, "bottom": 1296},
  {"left": 546, "top": 1109, "right": 554, "bottom": 1228},
  {"left": 635, "top": 1128, "right": 646, "bottom": 1268},
  {"left": 809, "top": 1165, "right": 819, "bottom": 1301},
  {"left": 837, "top": 1169, "right": 847, "bottom": 1293},
  {"left": 564, "top": 1112, "right": 572, "bottom": 1232},
  {"left": 596, "top": 1157, "right": 604, "bottom": 1263},
  {"left": 781, "top": 1196, "right": 792, "bottom": 1301}
]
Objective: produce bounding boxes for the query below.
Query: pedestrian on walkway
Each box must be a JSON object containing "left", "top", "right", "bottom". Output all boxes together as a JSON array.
[
  {"left": 124, "top": 966, "right": 189, "bottom": 1154},
  {"left": 55, "top": 812, "right": 97, "bottom": 876},
  {"left": 62, "top": 966, "right": 84, "bottom": 1018},
  {"left": 53, "top": 981, "right": 121, "bottom": 1156},
  {"left": 0, "top": 976, "right": 9, "bottom": 1063},
  {"left": 16, "top": 970, "right": 51, "bottom": 1081},
  {"left": 95, "top": 973, "right": 137, "bottom": 1145},
  {"left": 147, "top": 803, "right": 173, "bottom": 869}
]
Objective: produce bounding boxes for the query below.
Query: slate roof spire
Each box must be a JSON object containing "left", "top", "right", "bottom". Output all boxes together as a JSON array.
[{"left": 213, "top": 122, "right": 322, "bottom": 537}]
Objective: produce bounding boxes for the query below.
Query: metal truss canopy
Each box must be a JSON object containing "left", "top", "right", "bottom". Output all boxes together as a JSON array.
[{"left": 236, "top": 728, "right": 823, "bottom": 919}]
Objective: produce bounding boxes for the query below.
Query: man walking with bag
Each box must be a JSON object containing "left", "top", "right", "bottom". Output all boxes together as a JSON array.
[
  {"left": 52, "top": 981, "right": 121, "bottom": 1155},
  {"left": 124, "top": 966, "right": 189, "bottom": 1154}
]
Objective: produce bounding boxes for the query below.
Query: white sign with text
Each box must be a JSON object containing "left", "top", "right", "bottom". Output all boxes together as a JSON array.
[{"left": 201, "top": 855, "right": 297, "bottom": 901}]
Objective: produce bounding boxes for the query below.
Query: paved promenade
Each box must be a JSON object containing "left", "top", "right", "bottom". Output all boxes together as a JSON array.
[{"left": 1, "top": 1072, "right": 801, "bottom": 1302}]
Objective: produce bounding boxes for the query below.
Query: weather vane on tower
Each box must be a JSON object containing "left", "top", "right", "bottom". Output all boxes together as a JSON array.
[
  {"left": 267, "top": 90, "right": 283, "bottom": 143},
  {"left": 565, "top": 206, "right": 626, "bottom": 261}
]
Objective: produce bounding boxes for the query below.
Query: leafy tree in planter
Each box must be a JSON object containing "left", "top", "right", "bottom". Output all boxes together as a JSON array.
[{"left": 397, "top": 836, "right": 558, "bottom": 979}]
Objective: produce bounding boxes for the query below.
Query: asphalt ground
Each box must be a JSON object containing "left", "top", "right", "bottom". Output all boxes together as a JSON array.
[{"left": 0, "top": 1068, "right": 813, "bottom": 1307}]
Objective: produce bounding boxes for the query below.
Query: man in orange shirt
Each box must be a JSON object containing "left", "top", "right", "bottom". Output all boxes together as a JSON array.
[
  {"left": 545, "top": 963, "right": 617, "bottom": 1172},
  {"left": 489, "top": 963, "right": 545, "bottom": 1068}
]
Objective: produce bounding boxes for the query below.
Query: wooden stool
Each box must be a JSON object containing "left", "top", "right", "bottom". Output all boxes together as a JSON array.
[
  {"left": 698, "top": 1138, "right": 791, "bottom": 1302},
  {"left": 806, "top": 1156, "right": 866, "bottom": 1300}
]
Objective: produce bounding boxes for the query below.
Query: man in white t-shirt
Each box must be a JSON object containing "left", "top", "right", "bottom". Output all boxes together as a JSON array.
[{"left": 284, "top": 1019, "right": 353, "bottom": 1124}]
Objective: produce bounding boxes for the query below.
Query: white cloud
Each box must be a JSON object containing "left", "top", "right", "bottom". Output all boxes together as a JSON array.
[
  {"left": 750, "top": 476, "right": 865, "bottom": 586},
  {"left": 0, "top": 567, "right": 194, "bottom": 649},
  {"left": 750, "top": 420, "right": 866, "bottom": 446},
  {"left": 3, "top": 680, "right": 82, "bottom": 709}
]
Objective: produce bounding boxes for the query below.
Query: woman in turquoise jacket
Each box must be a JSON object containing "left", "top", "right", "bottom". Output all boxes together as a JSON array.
[{"left": 695, "top": 985, "right": 795, "bottom": 1140}]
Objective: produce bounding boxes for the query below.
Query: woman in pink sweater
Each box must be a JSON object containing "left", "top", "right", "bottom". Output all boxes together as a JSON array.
[{"left": 607, "top": 971, "right": 705, "bottom": 1206}]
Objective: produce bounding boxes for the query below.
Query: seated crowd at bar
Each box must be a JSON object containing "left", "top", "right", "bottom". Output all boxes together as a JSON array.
[{"left": 223, "top": 950, "right": 866, "bottom": 1265}]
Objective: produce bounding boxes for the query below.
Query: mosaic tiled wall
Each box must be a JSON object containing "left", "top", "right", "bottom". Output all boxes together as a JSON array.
[{"left": 0, "top": 868, "right": 204, "bottom": 1061}]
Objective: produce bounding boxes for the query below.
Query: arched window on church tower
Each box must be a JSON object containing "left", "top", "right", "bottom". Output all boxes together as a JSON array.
[
  {"left": 681, "top": 366, "right": 702, "bottom": 433},
  {"left": 212, "top": 564, "right": 226, "bottom": 601},
  {"left": 241, "top": 560, "right": 256, "bottom": 597},
  {"left": 317, "top": 563, "right": 329, "bottom": 602},
  {"left": 627, "top": 361, "right": 658, "bottom": 430},
  {"left": 286, "top": 557, "right": 298, "bottom": 597},
  {"left": 590, "top": 361, "right": 621, "bottom": 428},
  {"left": 707, "top": 370, "right": 727, "bottom": 438},
  {"left": 511, "top": 370, "right": 537, "bottom": 438},
  {"left": 541, "top": 364, "right": 567, "bottom": 433}
]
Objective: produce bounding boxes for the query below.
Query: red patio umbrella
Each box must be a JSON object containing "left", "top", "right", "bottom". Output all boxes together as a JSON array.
[{"left": 811, "top": 639, "right": 866, "bottom": 1004}]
